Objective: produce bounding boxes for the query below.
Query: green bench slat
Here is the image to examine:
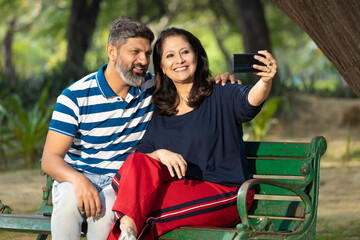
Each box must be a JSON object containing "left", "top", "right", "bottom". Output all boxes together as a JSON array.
[
  {"left": 248, "top": 158, "right": 308, "bottom": 175},
  {"left": 248, "top": 217, "right": 303, "bottom": 232},
  {"left": 254, "top": 179, "right": 305, "bottom": 196},
  {"left": 160, "top": 226, "right": 239, "bottom": 239},
  {"left": 245, "top": 142, "right": 310, "bottom": 158},
  {"left": 255, "top": 185, "right": 299, "bottom": 196},
  {"left": 0, "top": 214, "right": 51, "bottom": 234},
  {"left": 249, "top": 199, "right": 305, "bottom": 218}
]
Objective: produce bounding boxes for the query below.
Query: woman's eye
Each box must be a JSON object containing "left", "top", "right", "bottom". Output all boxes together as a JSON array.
[
  {"left": 166, "top": 53, "right": 174, "bottom": 58},
  {"left": 181, "top": 50, "right": 189, "bottom": 54}
]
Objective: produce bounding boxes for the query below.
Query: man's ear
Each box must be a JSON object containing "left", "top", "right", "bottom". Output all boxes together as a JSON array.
[{"left": 106, "top": 44, "right": 117, "bottom": 61}]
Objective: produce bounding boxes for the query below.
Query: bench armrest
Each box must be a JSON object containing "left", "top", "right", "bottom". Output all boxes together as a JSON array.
[{"left": 236, "top": 178, "right": 313, "bottom": 233}]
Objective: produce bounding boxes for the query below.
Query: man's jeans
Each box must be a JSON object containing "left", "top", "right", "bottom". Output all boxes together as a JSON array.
[{"left": 51, "top": 173, "right": 116, "bottom": 240}]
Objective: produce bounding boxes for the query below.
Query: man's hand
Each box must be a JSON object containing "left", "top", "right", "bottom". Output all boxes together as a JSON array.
[
  {"left": 41, "top": 131, "right": 102, "bottom": 219},
  {"left": 73, "top": 175, "right": 102, "bottom": 218},
  {"left": 214, "top": 72, "right": 242, "bottom": 86}
]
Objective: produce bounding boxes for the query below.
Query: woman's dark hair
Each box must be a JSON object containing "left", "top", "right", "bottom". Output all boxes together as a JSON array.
[{"left": 152, "top": 28, "right": 213, "bottom": 116}]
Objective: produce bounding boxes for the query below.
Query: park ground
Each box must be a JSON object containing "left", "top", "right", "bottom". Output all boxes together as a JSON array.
[{"left": 1, "top": 93, "right": 360, "bottom": 240}]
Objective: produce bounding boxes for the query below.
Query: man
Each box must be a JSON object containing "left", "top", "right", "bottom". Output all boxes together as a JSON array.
[{"left": 42, "top": 16, "right": 237, "bottom": 240}]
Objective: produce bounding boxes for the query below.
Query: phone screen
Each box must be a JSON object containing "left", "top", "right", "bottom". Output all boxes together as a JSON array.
[{"left": 232, "top": 53, "right": 266, "bottom": 72}]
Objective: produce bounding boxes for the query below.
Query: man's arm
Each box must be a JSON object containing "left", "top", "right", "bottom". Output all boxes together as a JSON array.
[{"left": 41, "top": 130, "right": 102, "bottom": 218}]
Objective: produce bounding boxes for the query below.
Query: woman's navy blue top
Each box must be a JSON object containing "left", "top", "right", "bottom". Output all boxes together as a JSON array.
[{"left": 137, "top": 83, "right": 263, "bottom": 186}]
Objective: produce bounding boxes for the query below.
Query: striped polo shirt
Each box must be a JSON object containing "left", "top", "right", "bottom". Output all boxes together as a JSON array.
[{"left": 49, "top": 64, "right": 155, "bottom": 177}]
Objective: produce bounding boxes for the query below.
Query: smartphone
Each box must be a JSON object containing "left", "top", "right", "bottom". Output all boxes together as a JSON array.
[{"left": 232, "top": 53, "right": 266, "bottom": 72}]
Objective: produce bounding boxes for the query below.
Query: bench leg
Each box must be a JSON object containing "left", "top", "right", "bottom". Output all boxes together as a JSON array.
[{"left": 36, "top": 234, "right": 48, "bottom": 240}]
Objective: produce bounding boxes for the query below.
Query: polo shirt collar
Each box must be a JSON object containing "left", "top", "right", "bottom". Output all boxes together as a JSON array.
[{"left": 96, "top": 64, "right": 142, "bottom": 100}]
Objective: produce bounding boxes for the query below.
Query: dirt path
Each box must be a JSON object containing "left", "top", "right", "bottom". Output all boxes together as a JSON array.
[{"left": 0, "top": 169, "right": 45, "bottom": 240}]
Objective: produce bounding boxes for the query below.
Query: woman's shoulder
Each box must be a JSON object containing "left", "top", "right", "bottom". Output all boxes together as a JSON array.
[{"left": 212, "top": 82, "right": 252, "bottom": 95}]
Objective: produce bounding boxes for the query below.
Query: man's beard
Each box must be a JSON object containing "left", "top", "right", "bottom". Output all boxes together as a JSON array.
[{"left": 114, "top": 56, "right": 146, "bottom": 87}]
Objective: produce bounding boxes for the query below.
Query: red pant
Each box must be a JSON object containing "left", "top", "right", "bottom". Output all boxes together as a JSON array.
[{"left": 107, "top": 152, "right": 254, "bottom": 240}]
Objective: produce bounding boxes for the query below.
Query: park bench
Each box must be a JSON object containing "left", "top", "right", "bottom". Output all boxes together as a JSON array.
[{"left": 0, "top": 136, "right": 327, "bottom": 240}]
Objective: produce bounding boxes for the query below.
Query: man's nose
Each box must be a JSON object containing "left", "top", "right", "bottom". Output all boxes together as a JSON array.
[{"left": 137, "top": 53, "right": 149, "bottom": 66}]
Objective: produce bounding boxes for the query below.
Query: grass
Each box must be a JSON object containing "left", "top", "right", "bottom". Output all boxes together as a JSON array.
[{"left": 316, "top": 218, "right": 360, "bottom": 240}]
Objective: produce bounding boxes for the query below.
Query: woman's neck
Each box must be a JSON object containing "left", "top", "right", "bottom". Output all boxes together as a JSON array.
[
  {"left": 175, "top": 82, "right": 194, "bottom": 115},
  {"left": 175, "top": 82, "right": 193, "bottom": 100}
]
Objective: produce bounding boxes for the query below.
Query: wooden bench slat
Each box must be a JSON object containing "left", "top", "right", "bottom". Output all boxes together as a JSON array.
[
  {"left": 254, "top": 174, "right": 305, "bottom": 180},
  {"left": 254, "top": 194, "right": 302, "bottom": 201}
]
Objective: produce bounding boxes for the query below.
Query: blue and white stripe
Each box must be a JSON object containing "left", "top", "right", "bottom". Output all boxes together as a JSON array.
[{"left": 49, "top": 64, "right": 155, "bottom": 177}]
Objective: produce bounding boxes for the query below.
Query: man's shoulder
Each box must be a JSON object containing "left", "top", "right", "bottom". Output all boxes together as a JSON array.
[
  {"left": 67, "top": 72, "right": 97, "bottom": 91},
  {"left": 140, "top": 73, "right": 155, "bottom": 92},
  {"left": 58, "top": 72, "right": 98, "bottom": 98}
]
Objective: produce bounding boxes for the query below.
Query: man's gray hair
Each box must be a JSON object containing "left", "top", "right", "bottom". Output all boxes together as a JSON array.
[{"left": 108, "top": 16, "right": 154, "bottom": 47}]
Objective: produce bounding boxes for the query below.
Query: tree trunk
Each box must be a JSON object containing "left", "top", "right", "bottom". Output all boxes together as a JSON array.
[
  {"left": 269, "top": 0, "right": 360, "bottom": 97},
  {"left": 2, "top": 18, "right": 17, "bottom": 86},
  {"left": 234, "top": 0, "right": 279, "bottom": 87},
  {"left": 209, "top": 24, "right": 232, "bottom": 68},
  {"left": 235, "top": 0, "right": 272, "bottom": 53},
  {"left": 64, "top": 0, "right": 102, "bottom": 83}
]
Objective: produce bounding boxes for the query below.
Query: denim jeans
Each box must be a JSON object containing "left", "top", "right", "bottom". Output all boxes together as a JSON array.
[{"left": 51, "top": 172, "right": 116, "bottom": 240}]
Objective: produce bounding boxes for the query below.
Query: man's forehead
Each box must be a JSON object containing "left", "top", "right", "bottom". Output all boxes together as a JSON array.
[{"left": 121, "top": 37, "right": 151, "bottom": 50}]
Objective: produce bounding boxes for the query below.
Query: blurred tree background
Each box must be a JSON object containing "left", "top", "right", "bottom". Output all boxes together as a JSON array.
[{"left": 0, "top": 0, "right": 356, "bottom": 169}]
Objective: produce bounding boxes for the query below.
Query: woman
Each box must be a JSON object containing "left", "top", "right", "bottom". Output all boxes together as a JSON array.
[{"left": 107, "top": 28, "right": 277, "bottom": 240}]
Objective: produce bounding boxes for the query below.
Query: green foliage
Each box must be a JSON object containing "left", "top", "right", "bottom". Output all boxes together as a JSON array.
[
  {"left": 0, "top": 84, "right": 54, "bottom": 169},
  {"left": 0, "top": 0, "right": 348, "bottom": 97},
  {"left": 244, "top": 96, "right": 290, "bottom": 141},
  {"left": 0, "top": 0, "right": 355, "bottom": 169}
]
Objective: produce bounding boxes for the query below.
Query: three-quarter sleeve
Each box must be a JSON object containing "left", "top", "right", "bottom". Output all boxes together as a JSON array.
[{"left": 225, "top": 84, "right": 263, "bottom": 123}]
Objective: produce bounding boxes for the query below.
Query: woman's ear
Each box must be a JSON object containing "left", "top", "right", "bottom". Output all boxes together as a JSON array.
[{"left": 161, "top": 64, "right": 166, "bottom": 75}]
